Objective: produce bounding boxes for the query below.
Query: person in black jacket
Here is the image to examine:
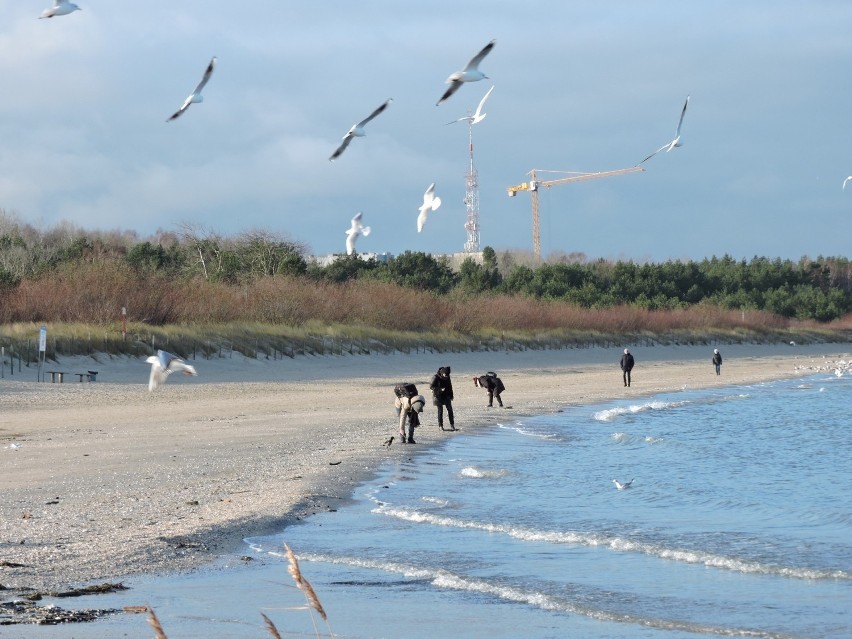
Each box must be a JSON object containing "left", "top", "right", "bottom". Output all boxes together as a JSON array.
[
  {"left": 429, "top": 366, "right": 455, "bottom": 431},
  {"left": 620, "top": 348, "right": 635, "bottom": 387},
  {"left": 474, "top": 372, "right": 505, "bottom": 407},
  {"left": 712, "top": 348, "right": 723, "bottom": 375}
]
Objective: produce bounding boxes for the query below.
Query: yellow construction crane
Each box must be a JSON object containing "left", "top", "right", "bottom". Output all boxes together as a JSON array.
[{"left": 507, "top": 166, "right": 644, "bottom": 261}]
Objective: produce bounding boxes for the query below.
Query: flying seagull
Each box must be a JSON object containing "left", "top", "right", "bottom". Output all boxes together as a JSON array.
[
  {"left": 640, "top": 95, "right": 690, "bottom": 164},
  {"left": 329, "top": 99, "right": 393, "bottom": 161},
  {"left": 612, "top": 478, "right": 634, "bottom": 490},
  {"left": 167, "top": 57, "right": 217, "bottom": 122},
  {"left": 40, "top": 0, "right": 81, "bottom": 18},
  {"left": 436, "top": 40, "right": 496, "bottom": 106},
  {"left": 843, "top": 176, "right": 852, "bottom": 191},
  {"left": 146, "top": 349, "right": 198, "bottom": 392},
  {"left": 417, "top": 182, "right": 442, "bottom": 232},
  {"left": 446, "top": 85, "right": 495, "bottom": 125},
  {"left": 345, "top": 212, "right": 371, "bottom": 255}
]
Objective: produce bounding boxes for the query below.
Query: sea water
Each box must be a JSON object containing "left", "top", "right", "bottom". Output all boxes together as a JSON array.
[{"left": 20, "top": 373, "right": 851, "bottom": 638}]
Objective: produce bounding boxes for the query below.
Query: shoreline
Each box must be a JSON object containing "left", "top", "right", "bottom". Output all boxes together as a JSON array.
[{"left": 1, "top": 342, "right": 849, "bottom": 600}]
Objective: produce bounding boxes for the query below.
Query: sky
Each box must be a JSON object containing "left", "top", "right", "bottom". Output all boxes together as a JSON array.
[{"left": 1, "top": 1, "right": 850, "bottom": 263}]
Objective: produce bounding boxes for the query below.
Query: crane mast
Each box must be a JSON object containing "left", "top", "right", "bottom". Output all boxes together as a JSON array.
[{"left": 507, "top": 166, "right": 644, "bottom": 261}]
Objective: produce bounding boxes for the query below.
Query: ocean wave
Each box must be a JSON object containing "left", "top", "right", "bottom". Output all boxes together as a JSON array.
[
  {"left": 295, "top": 551, "right": 801, "bottom": 638},
  {"left": 593, "top": 399, "right": 692, "bottom": 422},
  {"left": 459, "top": 466, "right": 510, "bottom": 479},
  {"left": 420, "top": 495, "right": 450, "bottom": 507},
  {"left": 593, "top": 393, "right": 751, "bottom": 423},
  {"left": 497, "top": 422, "right": 562, "bottom": 440},
  {"left": 373, "top": 506, "right": 850, "bottom": 581}
]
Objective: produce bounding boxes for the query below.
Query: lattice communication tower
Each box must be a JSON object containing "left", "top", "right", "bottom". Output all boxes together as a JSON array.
[{"left": 463, "top": 122, "right": 481, "bottom": 253}]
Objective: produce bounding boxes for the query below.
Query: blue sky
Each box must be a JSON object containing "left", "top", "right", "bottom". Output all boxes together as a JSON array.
[{"left": 1, "top": 1, "right": 850, "bottom": 262}]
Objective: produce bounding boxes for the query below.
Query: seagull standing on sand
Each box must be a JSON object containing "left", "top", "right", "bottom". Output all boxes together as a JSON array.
[
  {"left": 167, "top": 57, "right": 217, "bottom": 122},
  {"left": 612, "top": 478, "right": 634, "bottom": 490},
  {"left": 345, "top": 212, "right": 371, "bottom": 255},
  {"left": 40, "top": 0, "right": 81, "bottom": 18},
  {"left": 329, "top": 99, "right": 393, "bottom": 161},
  {"left": 640, "top": 95, "right": 690, "bottom": 164},
  {"left": 146, "top": 349, "right": 198, "bottom": 392},
  {"left": 417, "top": 183, "right": 442, "bottom": 232},
  {"left": 843, "top": 176, "right": 852, "bottom": 191},
  {"left": 446, "top": 86, "right": 495, "bottom": 125},
  {"left": 436, "top": 40, "right": 496, "bottom": 106}
]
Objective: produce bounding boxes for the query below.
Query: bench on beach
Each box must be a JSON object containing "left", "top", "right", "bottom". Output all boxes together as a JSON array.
[
  {"left": 46, "top": 371, "right": 66, "bottom": 383},
  {"left": 74, "top": 371, "right": 99, "bottom": 382}
]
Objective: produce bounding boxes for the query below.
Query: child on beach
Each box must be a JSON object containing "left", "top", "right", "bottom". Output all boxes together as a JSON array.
[{"left": 474, "top": 372, "right": 506, "bottom": 407}]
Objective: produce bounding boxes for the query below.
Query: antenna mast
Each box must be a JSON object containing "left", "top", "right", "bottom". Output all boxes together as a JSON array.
[{"left": 463, "top": 120, "right": 481, "bottom": 253}]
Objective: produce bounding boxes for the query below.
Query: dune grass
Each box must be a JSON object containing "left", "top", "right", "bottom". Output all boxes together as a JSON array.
[{"left": 0, "top": 311, "right": 850, "bottom": 368}]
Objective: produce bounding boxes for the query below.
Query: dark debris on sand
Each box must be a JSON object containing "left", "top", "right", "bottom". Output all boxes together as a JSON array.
[
  {"left": 0, "top": 582, "right": 128, "bottom": 625},
  {"left": 0, "top": 600, "right": 120, "bottom": 625}
]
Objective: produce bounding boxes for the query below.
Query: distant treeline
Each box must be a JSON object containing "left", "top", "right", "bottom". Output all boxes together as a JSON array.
[{"left": 1, "top": 213, "right": 851, "bottom": 326}]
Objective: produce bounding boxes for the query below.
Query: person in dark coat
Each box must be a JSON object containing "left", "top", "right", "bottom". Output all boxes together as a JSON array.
[
  {"left": 429, "top": 366, "right": 455, "bottom": 431},
  {"left": 474, "top": 372, "right": 505, "bottom": 407},
  {"left": 620, "top": 348, "right": 635, "bottom": 387},
  {"left": 712, "top": 348, "right": 723, "bottom": 375}
]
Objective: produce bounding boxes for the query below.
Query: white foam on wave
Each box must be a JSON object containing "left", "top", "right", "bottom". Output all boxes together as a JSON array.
[
  {"left": 421, "top": 495, "right": 450, "bottom": 506},
  {"left": 459, "top": 466, "right": 510, "bottom": 479},
  {"left": 593, "top": 399, "right": 691, "bottom": 422},
  {"left": 295, "top": 551, "right": 801, "bottom": 638},
  {"left": 373, "top": 505, "right": 851, "bottom": 582},
  {"left": 497, "top": 422, "right": 560, "bottom": 440}
]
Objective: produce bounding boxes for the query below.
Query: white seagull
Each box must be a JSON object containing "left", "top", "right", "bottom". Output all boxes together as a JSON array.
[
  {"left": 345, "top": 212, "right": 371, "bottom": 255},
  {"left": 417, "top": 183, "right": 442, "bottom": 233},
  {"left": 40, "top": 0, "right": 81, "bottom": 18},
  {"left": 146, "top": 349, "right": 198, "bottom": 392},
  {"left": 167, "top": 57, "right": 217, "bottom": 122},
  {"left": 436, "top": 40, "right": 496, "bottom": 106},
  {"left": 446, "top": 85, "right": 495, "bottom": 125},
  {"left": 329, "top": 99, "right": 393, "bottom": 161},
  {"left": 612, "top": 478, "right": 634, "bottom": 490},
  {"left": 843, "top": 176, "right": 852, "bottom": 191},
  {"left": 640, "top": 95, "right": 690, "bottom": 164}
]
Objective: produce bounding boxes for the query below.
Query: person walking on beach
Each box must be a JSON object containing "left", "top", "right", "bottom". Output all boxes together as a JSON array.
[
  {"left": 712, "top": 348, "right": 723, "bottom": 375},
  {"left": 620, "top": 348, "right": 635, "bottom": 387},
  {"left": 474, "top": 371, "right": 505, "bottom": 407},
  {"left": 430, "top": 366, "right": 456, "bottom": 431},
  {"left": 395, "top": 393, "right": 425, "bottom": 444}
]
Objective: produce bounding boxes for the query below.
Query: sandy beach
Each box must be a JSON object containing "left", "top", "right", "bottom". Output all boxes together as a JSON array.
[{"left": 1, "top": 342, "right": 849, "bottom": 599}]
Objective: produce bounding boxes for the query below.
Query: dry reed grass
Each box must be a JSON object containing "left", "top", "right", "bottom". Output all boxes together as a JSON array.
[
  {"left": 2, "top": 265, "right": 850, "bottom": 364},
  {"left": 261, "top": 612, "right": 283, "bottom": 639},
  {"left": 285, "top": 544, "right": 328, "bottom": 622},
  {"left": 146, "top": 606, "right": 168, "bottom": 639},
  {"left": 140, "top": 549, "right": 334, "bottom": 639}
]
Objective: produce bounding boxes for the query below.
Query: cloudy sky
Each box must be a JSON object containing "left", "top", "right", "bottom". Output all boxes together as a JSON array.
[{"left": 1, "top": 1, "right": 850, "bottom": 262}]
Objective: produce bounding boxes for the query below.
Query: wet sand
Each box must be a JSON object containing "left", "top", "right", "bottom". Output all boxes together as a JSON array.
[{"left": 1, "top": 342, "right": 848, "bottom": 595}]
